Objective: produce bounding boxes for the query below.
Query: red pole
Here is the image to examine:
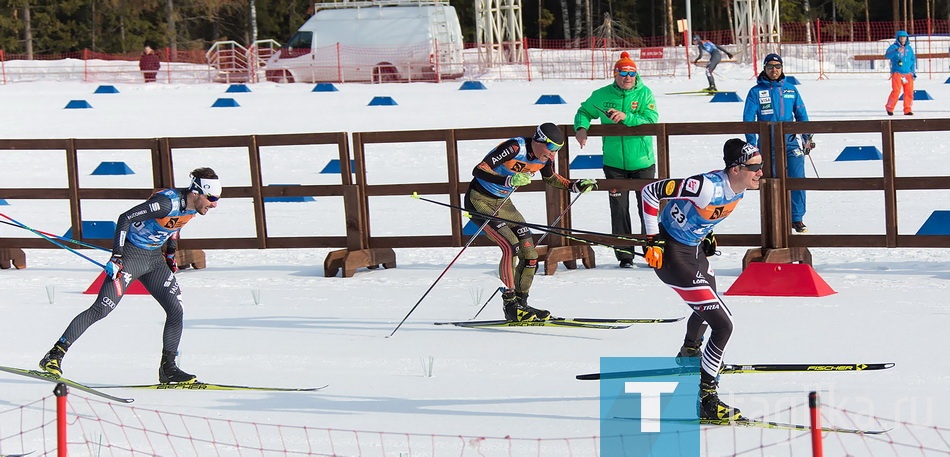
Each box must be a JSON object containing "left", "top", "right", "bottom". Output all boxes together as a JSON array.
[
  {"left": 55, "top": 383, "right": 68, "bottom": 457},
  {"left": 683, "top": 30, "right": 692, "bottom": 79},
  {"left": 809, "top": 391, "right": 823, "bottom": 457}
]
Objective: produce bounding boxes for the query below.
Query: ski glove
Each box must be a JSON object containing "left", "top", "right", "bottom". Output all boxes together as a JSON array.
[
  {"left": 726, "top": 52, "right": 734, "bottom": 59},
  {"left": 165, "top": 252, "right": 179, "bottom": 273},
  {"left": 702, "top": 232, "right": 718, "bottom": 257},
  {"left": 105, "top": 255, "right": 123, "bottom": 280},
  {"left": 803, "top": 136, "right": 816, "bottom": 155},
  {"left": 572, "top": 178, "right": 598, "bottom": 193},
  {"left": 644, "top": 237, "right": 665, "bottom": 269},
  {"left": 506, "top": 172, "right": 532, "bottom": 187}
]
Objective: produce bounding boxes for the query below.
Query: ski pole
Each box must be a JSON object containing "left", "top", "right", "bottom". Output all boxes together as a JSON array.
[
  {"left": 471, "top": 286, "right": 504, "bottom": 320},
  {"left": 0, "top": 219, "right": 110, "bottom": 252},
  {"left": 388, "top": 191, "right": 515, "bottom": 337},
  {"left": 0, "top": 212, "right": 107, "bottom": 268},
  {"left": 536, "top": 190, "right": 585, "bottom": 245},
  {"left": 807, "top": 154, "right": 820, "bottom": 178}
]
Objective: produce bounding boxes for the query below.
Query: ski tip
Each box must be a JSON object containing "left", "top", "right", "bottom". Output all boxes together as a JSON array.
[{"left": 411, "top": 192, "right": 420, "bottom": 199}]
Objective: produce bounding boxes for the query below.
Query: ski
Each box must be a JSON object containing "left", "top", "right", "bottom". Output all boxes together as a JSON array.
[
  {"left": 577, "top": 362, "right": 895, "bottom": 380},
  {"left": 435, "top": 319, "right": 631, "bottom": 329},
  {"left": 615, "top": 416, "right": 887, "bottom": 435},
  {"left": 699, "top": 417, "right": 889, "bottom": 435},
  {"left": 571, "top": 316, "right": 683, "bottom": 324},
  {"left": 95, "top": 382, "right": 328, "bottom": 392},
  {"left": 0, "top": 365, "right": 134, "bottom": 403},
  {"left": 664, "top": 90, "right": 718, "bottom": 95},
  {"left": 1, "top": 452, "right": 34, "bottom": 457}
]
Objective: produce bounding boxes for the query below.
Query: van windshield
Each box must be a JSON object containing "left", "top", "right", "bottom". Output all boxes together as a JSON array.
[{"left": 281, "top": 32, "right": 313, "bottom": 58}]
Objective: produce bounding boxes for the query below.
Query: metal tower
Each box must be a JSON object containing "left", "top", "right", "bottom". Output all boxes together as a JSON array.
[
  {"left": 733, "top": 0, "right": 780, "bottom": 62},
  {"left": 475, "top": 0, "right": 525, "bottom": 64}
]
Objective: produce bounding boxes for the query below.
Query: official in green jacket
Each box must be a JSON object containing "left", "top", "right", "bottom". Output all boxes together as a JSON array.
[{"left": 573, "top": 51, "right": 659, "bottom": 268}]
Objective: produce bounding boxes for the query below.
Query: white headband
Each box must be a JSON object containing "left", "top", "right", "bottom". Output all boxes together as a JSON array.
[{"left": 190, "top": 177, "right": 221, "bottom": 199}]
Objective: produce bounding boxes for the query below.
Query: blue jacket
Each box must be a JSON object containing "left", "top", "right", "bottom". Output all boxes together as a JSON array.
[
  {"left": 743, "top": 71, "right": 810, "bottom": 152},
  {"left": 885, "top": 31, "right": 916, "bottom": 75}
]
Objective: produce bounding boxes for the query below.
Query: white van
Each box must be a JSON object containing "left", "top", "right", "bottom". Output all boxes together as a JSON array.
[{"left": 265, "top": 0, "right": 465, "bottom": 83}]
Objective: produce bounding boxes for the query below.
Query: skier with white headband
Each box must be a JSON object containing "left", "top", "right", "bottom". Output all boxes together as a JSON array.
[{"left": 39, "top": 167, "right": 221, "bottom": 384}]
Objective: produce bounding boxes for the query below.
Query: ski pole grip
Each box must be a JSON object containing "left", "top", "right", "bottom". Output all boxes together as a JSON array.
[{"left": 809, "top": 391, "right": 823, "bottom": 457}]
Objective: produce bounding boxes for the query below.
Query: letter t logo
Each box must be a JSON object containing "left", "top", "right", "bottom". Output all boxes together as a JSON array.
[{"left": 624, "top": 382, "right": 679, "bottom": 432}]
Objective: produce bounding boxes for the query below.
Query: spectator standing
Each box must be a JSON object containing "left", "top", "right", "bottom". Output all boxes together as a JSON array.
[
  {"left": 885, "top": 30, "right": 917, "bottom": 116},
  {"left": 742, "top": 53, "right": 814, "bottom": 233},
  {"left": 692, "top": 35, "right": 733, "bottom": 92},
  {"left": 573, "top": 51, "right": 659, "bottom": 268},
  {"left": 140, "top": 45, "right": 161, "bottom": 83}
]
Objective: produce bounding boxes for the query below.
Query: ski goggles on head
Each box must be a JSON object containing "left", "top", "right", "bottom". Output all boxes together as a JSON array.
[
  {"left": 615, "top": 70, "right": 637, "bottom": 77},
  {"left": 533, "top": 128, "right": 564, "bottom": 152},
  {"left": 190, "top": 177, "right": 222, "bottom": 202}
]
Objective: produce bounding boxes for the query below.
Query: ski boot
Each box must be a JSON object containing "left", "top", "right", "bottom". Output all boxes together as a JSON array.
[
  {"left": 675, "top": 337, "right": 703, "bottom": 366},
  {"left": 502, "top": 290, "right": 551, "bottom": 322},
  {"left": 39, "top": 341, "right": 70, "bottom": 377},
  {"left": 159, "top": 350, "right": 197, "bottom": 384},
  {"left": 699, "top": 379, "right": 743, "bottom": 421}
]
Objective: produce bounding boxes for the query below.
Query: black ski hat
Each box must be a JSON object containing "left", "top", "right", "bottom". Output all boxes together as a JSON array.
[
  {"left": 533, "top": 122, "right": 564, "bottom": 149},
  {"left": 723, "top": 138, "right": 760, "bottom": 168}
]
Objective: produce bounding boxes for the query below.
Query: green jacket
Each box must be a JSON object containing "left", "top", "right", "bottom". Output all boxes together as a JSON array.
[{"left": 573, "top": 76, "right": 658, "bottom": 171}]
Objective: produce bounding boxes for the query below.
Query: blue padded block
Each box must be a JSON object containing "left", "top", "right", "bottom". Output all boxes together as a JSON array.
[
  {"left": 320, "top": 159, "right": 356, "bottom": 174},
  {"left": 459, "top": 81, "right": 487, "bottom": 90},
  {"left": 535, "top": 94, "right": 566, "bottom": 104},
  {"left": 0, "top": 199, "right": 8, "bottom": 205},
  {"left": 368, "top": 96, "right": 397, "bottom": 106},
  {"left": 898, "top": 90, "right": 933, "bottom": 101},
  {"left": 91, "top": 161, "right": 135, "bottom": 175},
  {"left": 264, "top": 184, "right": 315, "bottom": 203},
  {"left": 835, "top": 146, "right": 883, "bottom": 161},
  {"left": 570, "top": 154, "right": 604, "bottom": 169},
  {"left": 63, "top": 221, "right": 117, "bottom": 239},
  {"left": 312, "top": 83, "right": 339, "bottom": 92},
  {"left": 945, "top": 76, "right": 950, "bottom": 84},
  {"left": 710, "top": 92, "right": 743, "bottom": 103},
  {"left": 94, "top": 85, "right": 119, "bottom": 94},
  {"left": 226, "top": 84, "right": 251, "bottom": 93},
  {"left": 462, "top": 220, "right": 485, "bottom": 236},
  {"left": 212, "top": 98, "right": 240, "bottom": 107},
  {"left": 916, "top": 211, "right": 950, "bottom": 235},
  {"left": 65, "top": 100, "right": 92, "bottom": 109},
  {"left": 785, "top": 76, "right": 801, "bottom": 85}
]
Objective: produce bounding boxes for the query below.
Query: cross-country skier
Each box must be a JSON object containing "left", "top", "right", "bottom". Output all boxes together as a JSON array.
[
  {"left": 640, "top": 139, "right": 763, "bottom": 420},
  {"left": 692, "top": 35, "right": 733, "bottom": 92},
  {"left": 39, "top": 167, "right": 221, "bottom": 384}
]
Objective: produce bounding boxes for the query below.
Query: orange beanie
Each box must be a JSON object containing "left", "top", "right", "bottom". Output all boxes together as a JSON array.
[{"left": 614, "top": 51, "right": 637, "bottom": 73}]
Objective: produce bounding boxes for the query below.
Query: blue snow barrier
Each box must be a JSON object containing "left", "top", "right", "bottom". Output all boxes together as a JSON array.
[
  {"left": 945, "top": 76, "right": 950, "bottom": 84},
  {"left": 898, "top": 90, "right": 933, "bottom": 101},
  {"left": 312, "top": 83, "right": 339, "bottom": 92},
  {"left": 570, "top": 154, "right": 604, "bottom": 170},
  {"left": 63, "top": 221, "right": 117, "bottom": 239},
  {"left": 0, "top": 199, "right": 9, "bottom": 206},
  {"left": 710, "top": 92, "right": 743, "bottom": 103},
  {"left": 65, "top": 100, "right": 93, "bottom": 109},
  {"left": 368, "top": 96, "right": 398, "bottom": 106},
  {"left": 91, "top": 161, "right": 135, "bottom": 175},
  {"left": 94, "top": 85, "right": 119, "bottom": 94},
  {"left": 835, "top": 146, "right": 883, "bottom": 161},
  {"left": 785, "top": 76, "right": 801, "bottom": 85},
  {"left": 264, "top": 184, "right": 316, "bottom": 203},
  {"left": 212, "top": 98, "right": 241, "bottom": 107},
  {"left": 226, "top": 84, "right": 251, "bottom": 93},
  {"left": 535, "top": 94, "right": 566, "bottom": 104},
  {"left": 462, "top": 220, "right": 486, "bottom": 236},
  {"left": 320, "top": 159, "right": 357, "bottom": 174},
  {"left": 916, "top": 211, "right": 950, "bottom": 235},
  {"left": 459, "top": 81, "right": 487, "bottom": 90}
]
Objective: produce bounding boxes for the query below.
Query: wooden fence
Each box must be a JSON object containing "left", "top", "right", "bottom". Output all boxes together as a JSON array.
[{"left": 2, "top": 118, "right": 949, "bottom": 276}]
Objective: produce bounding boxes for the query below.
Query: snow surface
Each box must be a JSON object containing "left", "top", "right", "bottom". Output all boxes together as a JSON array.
[{"left": 1, "top": 64, "right": 950, "bottom": 456}]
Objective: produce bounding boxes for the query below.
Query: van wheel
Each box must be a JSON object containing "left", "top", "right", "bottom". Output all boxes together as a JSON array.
[{"left": 373, "top": 64, "right": 399, "bottom": 83}]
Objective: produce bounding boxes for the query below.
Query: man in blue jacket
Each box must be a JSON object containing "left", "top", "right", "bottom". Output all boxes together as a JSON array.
[
  {"left": 885, "top": 30, "right": 917, "bottom": 116},
  {"left": 742, "top": 53, "right": 814, "bottom": 233}
]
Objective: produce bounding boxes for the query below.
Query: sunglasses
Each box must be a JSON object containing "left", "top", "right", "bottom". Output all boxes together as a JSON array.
[
  {"left": 542, "top": 138, "right": 563, "bottom": 152},
  {"left": 616, "top": 71, "right": 637, "bottom": 77},
  {"left": 739, "top": 162, "right": 764, "bottom": 172},
  {"left": 765, "top": 64, "right": 783, "bottom": 70},
  {"left": 204, "top": 194, "right": 220, "bottom": 202}
]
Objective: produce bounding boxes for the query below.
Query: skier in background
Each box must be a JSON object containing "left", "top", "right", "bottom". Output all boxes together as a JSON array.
[
  {"left": 692, "top": 35, "right": 733, "bottom": 92},
  {"left": 465, "top": 123, "right": 597, "bottom": 322}
]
